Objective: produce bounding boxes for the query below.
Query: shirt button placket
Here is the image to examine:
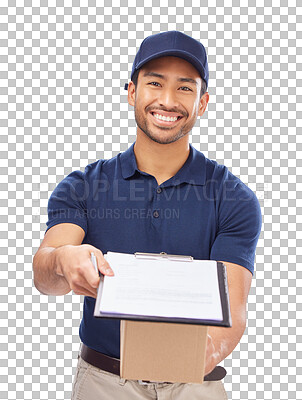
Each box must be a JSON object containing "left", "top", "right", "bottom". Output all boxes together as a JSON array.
[
  {"left": 153, "top": 210, "right": 159, "bottom": 218},
  {"left": 152, "top": 186, "right": 162, "bottom": 227}
]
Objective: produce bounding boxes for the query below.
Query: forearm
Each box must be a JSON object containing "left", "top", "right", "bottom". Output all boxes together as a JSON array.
[
  {"left": 206, "top": 317, "right": 246, "bottom": 374},
  {"left": 33, "top": 246, "right": 71, "bottom": 296}
]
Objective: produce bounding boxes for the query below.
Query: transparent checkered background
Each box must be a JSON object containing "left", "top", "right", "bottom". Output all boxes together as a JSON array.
[{"left": 0, "top": 1, "right": 301, "bottom": 399}]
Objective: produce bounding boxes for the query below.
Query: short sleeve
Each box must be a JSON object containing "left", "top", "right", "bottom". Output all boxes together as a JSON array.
[
  {"left": 45, "top": 170, "right": 88, "bottom": 236},
  {"left": 210, "top": 171, "right": 262, "bottom": 275}
]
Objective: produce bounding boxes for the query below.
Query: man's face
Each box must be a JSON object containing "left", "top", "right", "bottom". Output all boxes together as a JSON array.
[{"left": 128, "top": 56, "right": 209, "bottom": 145}]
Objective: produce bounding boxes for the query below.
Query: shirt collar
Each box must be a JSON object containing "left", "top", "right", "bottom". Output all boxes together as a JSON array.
[{"left": 120, "top": 142, "right": 206, "bottom": 186}]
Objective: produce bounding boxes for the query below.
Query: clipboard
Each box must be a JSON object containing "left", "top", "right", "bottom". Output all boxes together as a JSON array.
[{"left": 94, "top": 252, "right": 232, "bottom": 327}]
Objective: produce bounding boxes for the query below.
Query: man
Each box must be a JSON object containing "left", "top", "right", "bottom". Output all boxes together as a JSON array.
[{"left": 33, "top": 31, "right": 262, "bottom": 400}]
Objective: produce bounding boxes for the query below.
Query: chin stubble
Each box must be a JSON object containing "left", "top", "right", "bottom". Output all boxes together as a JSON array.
[{"left": 135, "top": 108, "right": 189, "bottom": 145}]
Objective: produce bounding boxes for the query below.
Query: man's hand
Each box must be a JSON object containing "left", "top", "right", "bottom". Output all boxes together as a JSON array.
[
  {"left": 204, "top": 333, "right": 219, "bottom": 376},
  {"left": 55, "top": 244, "right": 114, "bottom": 298}
]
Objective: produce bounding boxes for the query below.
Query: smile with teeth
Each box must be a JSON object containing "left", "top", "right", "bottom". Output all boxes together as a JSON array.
[{"left": 151, "top": 112, "right": 182, "bottom": 123}]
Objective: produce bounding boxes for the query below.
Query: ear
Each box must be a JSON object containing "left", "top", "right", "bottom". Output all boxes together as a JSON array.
[
  {"left": 127, "top": 81, "right": 136, "bottom": 107},
  {"left": 198, "top": 92, "right": 209, "bottom": 117}
]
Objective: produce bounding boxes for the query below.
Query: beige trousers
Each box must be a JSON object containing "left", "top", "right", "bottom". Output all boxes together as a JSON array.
[{"left": 71, "top": 355, "right": 228, "bottom": 400}]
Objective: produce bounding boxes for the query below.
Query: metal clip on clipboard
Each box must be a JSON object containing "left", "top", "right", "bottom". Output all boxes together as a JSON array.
[{"left": 134, "top": 252, "right": 193, "bottom": 262}]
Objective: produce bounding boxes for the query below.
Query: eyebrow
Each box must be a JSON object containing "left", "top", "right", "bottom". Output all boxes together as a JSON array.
[{"left": 142, "top": 71, "right": 198, "bottom": 86}]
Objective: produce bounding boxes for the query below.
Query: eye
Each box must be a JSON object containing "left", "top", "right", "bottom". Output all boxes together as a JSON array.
[
  {"left": 147, "top": 82, "right": 193, "bottom": 92},
  {"left": 148, "top": 82, "right": 161, "bottom": 87},
  {"left": 180, "top": 86, "right": 192, "bottom": 91}
]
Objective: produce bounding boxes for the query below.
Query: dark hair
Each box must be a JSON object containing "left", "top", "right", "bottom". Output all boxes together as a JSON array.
[{"left": 131, "top": 68, "right": 207, "bottom": 98}]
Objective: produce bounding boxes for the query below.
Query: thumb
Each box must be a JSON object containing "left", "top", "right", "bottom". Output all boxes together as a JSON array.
[{"left": 95, "top": 250, "right": 114, "bottom": 276}]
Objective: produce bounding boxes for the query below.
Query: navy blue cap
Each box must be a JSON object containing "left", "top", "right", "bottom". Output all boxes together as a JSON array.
[{"left": 124, "top": 30, "right": 209, "bottom": 91}]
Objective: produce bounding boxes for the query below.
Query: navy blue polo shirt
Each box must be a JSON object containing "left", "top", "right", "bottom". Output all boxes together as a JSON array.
[{"left": 46, "top": 142, "right": 262, "bottom": 358}]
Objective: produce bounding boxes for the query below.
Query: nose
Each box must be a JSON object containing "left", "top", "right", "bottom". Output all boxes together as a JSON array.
[{"left": 157, "top": 87, "right": 179, "bottom": 110}]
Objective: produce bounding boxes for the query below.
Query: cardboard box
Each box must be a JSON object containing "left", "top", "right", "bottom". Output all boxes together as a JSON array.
[{"left": 120, "top": 320, "right": 208, "bottom": 384}]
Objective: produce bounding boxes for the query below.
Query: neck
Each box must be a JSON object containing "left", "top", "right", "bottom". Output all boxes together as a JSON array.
[{"left": 133, "top": 131, "right": 190, "bottom": 185}]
